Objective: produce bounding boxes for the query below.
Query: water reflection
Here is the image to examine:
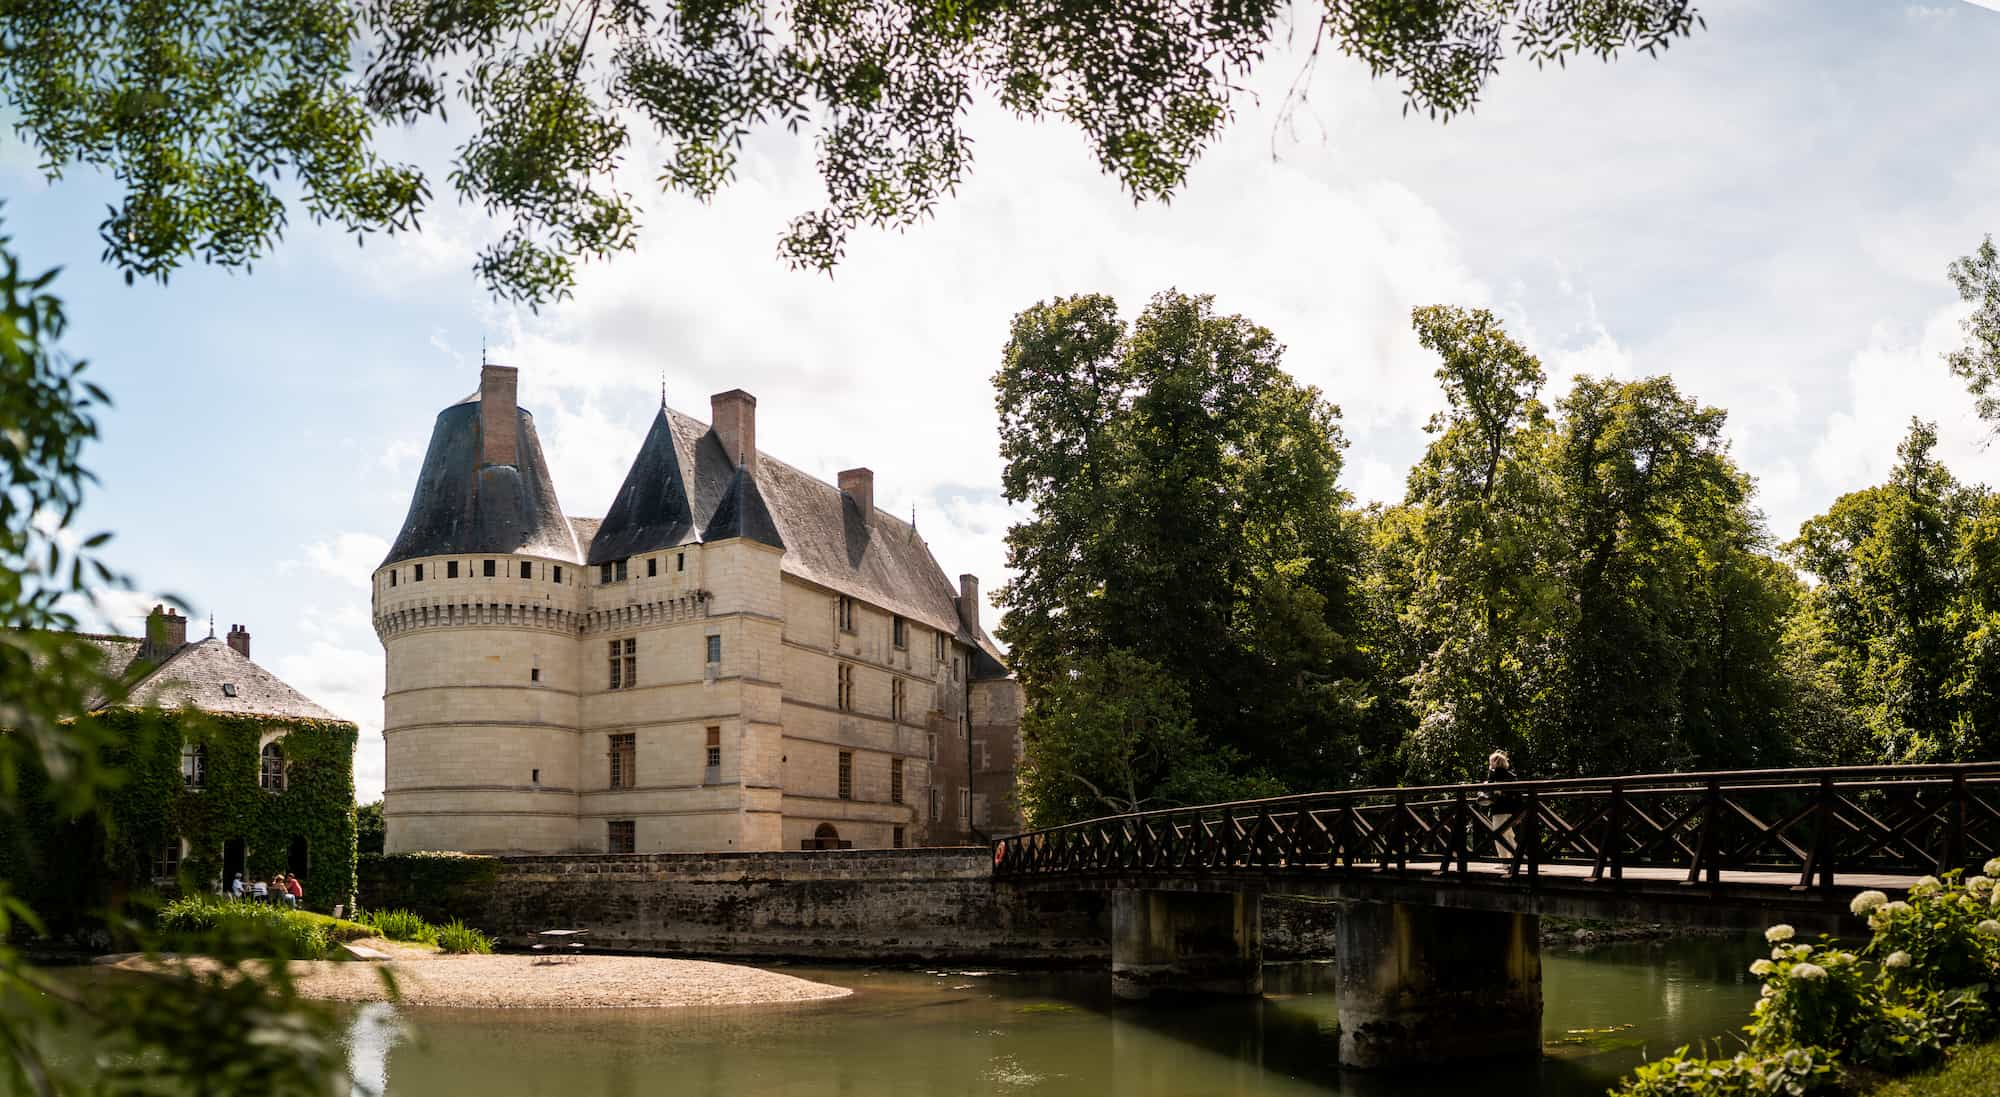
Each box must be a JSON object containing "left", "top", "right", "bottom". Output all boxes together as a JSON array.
[{"left": 341, "top": 935, "right": 1764, "bottom": 1097}]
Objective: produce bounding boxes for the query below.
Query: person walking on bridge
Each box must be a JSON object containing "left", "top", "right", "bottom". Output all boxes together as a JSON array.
[{"left": 1482, "top": 750, "right": 1525, "bottom": 876}]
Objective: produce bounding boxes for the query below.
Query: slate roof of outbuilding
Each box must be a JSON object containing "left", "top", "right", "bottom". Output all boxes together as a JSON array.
[{"left": 103, "top": 638, "right": 343, "bottom": 722}]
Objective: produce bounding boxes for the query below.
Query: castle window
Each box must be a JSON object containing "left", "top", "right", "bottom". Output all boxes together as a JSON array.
[
  {"left": 934, "top": 632, "right": 945, "bottom": 663},
  {"left": 705, "top": 726, "right": 721, "bottom": 771},
  {"left": 952, "top": 656, "right": 961, "bottom": 682},
  {"left": 389, "top": 570, "right": 397, "bottom": 588},
  {"left": 677, "top": 552, "right": 685, "bottom": 572},
  {"left": 151, "top": 839, "right": 181, "bottom": 882},
  {"left": 608, "top": 733, "right": 636, "bottom": 789},
  {"left": 928, "top": 733, "right": 937, "bottom": 762},
  {"left": 892, "top": 616, "right": 907, "bottom": 649},
  {"left": 531, "top": 768, "right": 540, "bottom": 784},
  {"left": 530, "top": 667, "right": 541, "bottom": 683},
  {"left": 484, "top": 559, "right": 496, "bottom": 577},
  {"left": 891, "top": 678, "right": 905, "bottom": 723},
  {"left": 929, "top": 787, "right": 941, "bottom": 823},
  {"left": 893, "top": 826, "right": 905, "bottom": 849},
  {"left": 553, "top": 565, "right": 563, "bottom": 584},
  {"left": 520, "top": 560, "right": 532, "bottom": 579},
  {"left": 181, "top": 742, "right": 205, "bottom": 790},
  {"left": 959, "top": 788, "right": 971, "bottom": 823},
  {"left": 891, "top": 758, "right": 904, "bottom": 805},
  {"left": 837, "top": 752, "right": 852, "bottom": 800},
  {"left": 648, "top": 557, "right": 658, "bottom": 577},
  {"left": 836, "top": 663, "right": 854, "bottom": 711},
  {"left": 706, "top": 635, "right": 722, "bottom": 665},
  {"left": 617, "top": 559, "right": 629, "bottom": 581},
  {"left": 260, "top": 742, "right": 286, "bottom": 792},
  {"left": 600, "top": 562, "right": 613, "bottom": 584},
  {"left": 448, "top": 560, "right": 460, "bottom": 578},
  {"left": 414, "top": 564, "right": 424, "bottom": 581},
  {"left": 608, "top": 638, "right": 636, "bottom": 689},
  {"left": 607, "top": 820, "right": 635, "bottom": 854},
  {"left": 837, "top": 596, "right": 855, "bottom": 633}
]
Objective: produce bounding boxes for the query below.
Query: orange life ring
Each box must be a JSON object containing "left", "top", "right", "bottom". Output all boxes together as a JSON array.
[{"left": 993, "top": 843, "right": 1007, "bottom": 865}]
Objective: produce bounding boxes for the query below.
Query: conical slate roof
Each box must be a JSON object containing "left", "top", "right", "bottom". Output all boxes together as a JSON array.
[
  {"left": 381, "top": 394, "right": 581, "bottom": 566},
  {"left": 702, "top": 461, "right": 785, "bottom": 550},
  {"left": 586, "top": 407, "right": 698, "bottom": 565}
]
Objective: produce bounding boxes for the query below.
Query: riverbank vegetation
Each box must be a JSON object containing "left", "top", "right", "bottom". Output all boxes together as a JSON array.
[
  {"left": 1002, "top": 284, "right": 2000, "bottom": 827},
  {"left": 1868, "top": 1040, "right": 2000, "bottom": 1097},
  {"left": 1610, "top": 869, "right": 2000, "bottom": 1096}
]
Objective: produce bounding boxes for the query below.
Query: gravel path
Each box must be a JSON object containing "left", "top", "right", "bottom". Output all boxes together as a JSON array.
[{"left": 108, "top": 949, "right": 853, "bottom": 1010}]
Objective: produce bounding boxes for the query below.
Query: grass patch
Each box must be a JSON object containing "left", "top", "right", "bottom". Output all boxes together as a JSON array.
[
  {"left": 362, "top": 909, "right": 438, "bottom": 946},
  {"left": 1869, "top": 1041, "right": 2000, "bottom": 1097},
  {"left": 434, "top": 919, "right": 493, "bottom": 955},
  {"left": 291, "top": 910, "right": 376, "bottom": 942}
]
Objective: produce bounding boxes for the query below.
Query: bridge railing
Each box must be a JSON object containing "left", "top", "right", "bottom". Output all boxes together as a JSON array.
[{"left": 990, "top": 763, "right": 2000, "bottom": 890}]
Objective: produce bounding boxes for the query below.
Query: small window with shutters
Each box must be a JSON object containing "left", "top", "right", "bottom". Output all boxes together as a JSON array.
[
  {"left": 705, "top": 726, "right": 721, "bottom": 770},
  {"left": 607, "top": 820, "right": 635, "bottom": 854}
]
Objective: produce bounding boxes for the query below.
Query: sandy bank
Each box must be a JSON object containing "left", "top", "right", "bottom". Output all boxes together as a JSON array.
[{"left": 106, "top": 950, "right": 853, "bottom": 1010}]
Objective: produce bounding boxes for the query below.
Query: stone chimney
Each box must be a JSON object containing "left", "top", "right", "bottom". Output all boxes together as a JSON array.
[
  {"left": 227, "top": 623, "right": 251, "bottom": 660},
  {"left": 838, "top": 468, "right": 874, "bottom": 516},
  {"left": 711, "top": 389, "right": 757, "bottom": 473},
  {"left": 958, "top": 574, "right": 980, "bottom": 634},
  {"left": 142, "top": 604, "right": 188, "bottom": 661},
  {"left": 479, "top": 364, "right": 519, "bottom": 467}
]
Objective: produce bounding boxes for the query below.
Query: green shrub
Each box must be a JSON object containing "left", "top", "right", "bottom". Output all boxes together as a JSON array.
[
  {"left": 434, "top": 919, "right": 493, "bottom": 955},
  {"left": 1615, "top": 1046, "right": 1836, "bottom": 1097},
  {"left": 364, "top": 908, "right": 437, "bottom": 945},
  {"left": 155, "top": 897, "right": 328, "bottom": 960}
]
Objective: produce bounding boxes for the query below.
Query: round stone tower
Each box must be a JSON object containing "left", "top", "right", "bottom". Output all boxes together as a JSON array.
[{"left": 372, "top": 364, "right": 586, "bottom": 853}]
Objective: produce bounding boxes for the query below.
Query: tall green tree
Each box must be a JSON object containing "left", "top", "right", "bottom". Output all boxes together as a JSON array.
[
  {"left": 1784, "top": 420, "right": 1993, "bottom": 764},
  {"left": 1946, "top": 235, "right": 2000, "bottom": 425},
  {"left": 5, "top": 1, "right": 1705, "bottom": 304},
  {"left": 1395, "top": 306, "right": 1562, "bottom": 780},
  {"left": 1391, "top": 308, "right": 1796, "bottom": 781},
  {"left": 995, "top": 290, "right": 1375, "bottom": 823}
]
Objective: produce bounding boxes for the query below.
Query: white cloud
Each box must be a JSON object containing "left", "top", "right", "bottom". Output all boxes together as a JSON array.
[
  {"left": 274, "top": 638, "right": 386, "bottom": 802},
  {"left": 289, "top": 533, "right": 391, "bottom": 591}
]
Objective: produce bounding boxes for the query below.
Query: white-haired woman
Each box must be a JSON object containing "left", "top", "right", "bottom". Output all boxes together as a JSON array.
[{"left": 1482, "top": 750, "right": 1525, "bottom": 876}]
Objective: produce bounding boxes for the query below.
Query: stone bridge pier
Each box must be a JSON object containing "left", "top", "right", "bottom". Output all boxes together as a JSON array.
[
  {"left": 1335, "top": 902, "right": 1541, "bottom": 1068},
  {"left": 1109, "top": 888, "right": 1541, "bottom": 1068}
]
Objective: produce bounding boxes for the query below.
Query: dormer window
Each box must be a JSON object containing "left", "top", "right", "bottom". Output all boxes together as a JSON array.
[
  {"left": 892, "top": 616, "right": 907, "bottom": 649},
  {"left": 221, "top": 683, "right": 238, "bottom": 698}
]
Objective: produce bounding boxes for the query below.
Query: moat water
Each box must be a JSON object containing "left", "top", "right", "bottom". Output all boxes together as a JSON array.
[{"left": 342, "top": 935, "right": 1764, "bottom": 1097}]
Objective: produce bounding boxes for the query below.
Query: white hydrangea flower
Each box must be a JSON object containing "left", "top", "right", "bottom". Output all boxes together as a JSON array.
[
  {"left": 1823, "top": 951, "right": 1855, "bottom": 967},
  {"left": 1969, "top": 876, "right": 1995, "bottom": 898},
  {"left": 1885, "top": 951, "right": 1912, "bottom": 969},
  {"left": 1791, "top": 963, "right": 1827, "bottom": 981},
  {"left": 1910, "top": 876, "right": 1942, "bottom": 897},
  {"left": 1766, "top": 924, "right": 1796, "bottom": 943},
  {"left": 1979, "top": 920, "right": 2000, "bottom": 937},
  {"left": 1750, "top": 959, "right": 1776, "bottom": 976},
  {"left": 1850, "top": 890, "right": 1889, "bottom": 915},
  {"left": 1881, "top": 900, "right": 1912, "bottom": 917},
  {"left": 1985, "top": 857, "right": 2000, "bottom": 878},
  {"left": 1761, "top": 984, "right": 1777, "bottom": 998}
]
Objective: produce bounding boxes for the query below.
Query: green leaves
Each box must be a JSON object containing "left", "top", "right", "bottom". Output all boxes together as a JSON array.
[{"left": 1946, "top": 235, "right": 2000, "bottom": 428}]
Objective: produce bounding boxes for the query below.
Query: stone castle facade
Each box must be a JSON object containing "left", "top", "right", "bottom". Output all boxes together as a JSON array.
[{"left": 373, "top": 365, "right": 1021, "bottom": 855}]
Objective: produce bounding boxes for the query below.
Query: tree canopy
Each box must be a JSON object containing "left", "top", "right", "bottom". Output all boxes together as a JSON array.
[{"left": 3, "top": 0, "right": 1705, "bottom": 305}]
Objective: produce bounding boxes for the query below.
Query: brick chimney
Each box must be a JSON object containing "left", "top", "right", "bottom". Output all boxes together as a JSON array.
[
  {"left": 142, "top": 604, "right": 187, "bottom": 661},
  {"left": 838, "top": 468, "right": 874, "bottom": 516},
  {"left": 711, "top": 389, "right": 757, "bottom": 473},
  {"left": 227, "top": 623, "right": 250, "bottom": 660},
  {"left": 479, "top": 364, "right": 519, "bottom": 467},
  {"left": 958, "top": 574, "right": 980, "bottom": 634}
]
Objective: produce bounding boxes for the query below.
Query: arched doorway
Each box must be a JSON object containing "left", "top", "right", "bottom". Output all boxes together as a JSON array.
[{"left": 809, "top": 823, "right": 846, "bottom": 850}]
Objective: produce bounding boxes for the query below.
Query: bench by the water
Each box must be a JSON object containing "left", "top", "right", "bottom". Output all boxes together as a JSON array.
[{"left": 531, "top": 928, "right": 588, "bottom": 964}]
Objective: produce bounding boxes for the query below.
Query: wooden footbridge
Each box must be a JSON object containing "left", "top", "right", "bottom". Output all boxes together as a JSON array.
[{"left": 988, "top": 763, "right": 2000, "bottom": 1068}]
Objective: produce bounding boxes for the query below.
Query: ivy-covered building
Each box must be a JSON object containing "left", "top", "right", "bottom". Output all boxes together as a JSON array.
[{"left": 4, "top": 605, "right": 359, "bottom": 913}]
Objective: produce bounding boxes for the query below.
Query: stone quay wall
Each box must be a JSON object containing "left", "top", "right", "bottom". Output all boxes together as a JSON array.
[{"left": 364, "top": 847, "right": 1340, "bottom": 966}]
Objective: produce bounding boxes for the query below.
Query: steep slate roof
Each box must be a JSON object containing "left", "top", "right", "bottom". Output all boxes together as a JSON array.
[
  {"left": 117, "top": 638, "right": 342, "bottom": 722},
  {"left": 381, "top": 393, "right": 581, "bottom": 567},
  {"left": 569, "top": 407, "right": 1000, "bottom": 658},
  {"left": 702, "top": 463, "right": 785, "bottom": 550},
  {"left": 585, "top": 408, "right": 700, "bottom": 565}
]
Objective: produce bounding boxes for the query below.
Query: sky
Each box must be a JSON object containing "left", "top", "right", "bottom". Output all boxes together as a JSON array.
[{"left": 9, "top": 1, "right": 2000, "bottom": 804}]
